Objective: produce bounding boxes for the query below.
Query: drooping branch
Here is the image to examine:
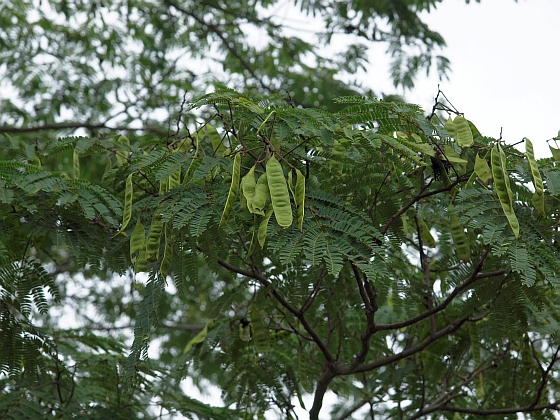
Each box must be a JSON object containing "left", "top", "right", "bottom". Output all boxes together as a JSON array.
[
  {"left": 375, "top": 246, "right": 494, "bottom": 331},
  {"left": 216, "top": 257, "right": 335, "bottom": 363},
  {"left": 348, "top": 311, "right": 489, "bottom": 375}
]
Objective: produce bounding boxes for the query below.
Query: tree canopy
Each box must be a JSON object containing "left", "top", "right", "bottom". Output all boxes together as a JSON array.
[
  {"left": 2, "top": 85, "right": 560, "bottom": 418},
  {"left": 4, "top": 0, "right": 560, "bottom": 419},
  {"left": 1, "top": 0, "right": 456, "bottom": 139}
]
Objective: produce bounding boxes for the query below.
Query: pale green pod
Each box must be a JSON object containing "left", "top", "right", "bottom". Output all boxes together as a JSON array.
[
  {"left": 73, "top": 148, "right": 80, "bottom": 179},
  {"left": 250, "top": 305, "right": 270, "bottom": 353},
  {"left": 525, "top": 138, "right": 545, "bottom": 215},
  {"left": 241, "top": 165, "right": 256, "bottom": 212},
  {"left": 146, "top": 211, "right": 164, "bottom": 262},
  {"left": 449, "top": 213, "right": 471, "bottom": 261},
  {"left": 120, "top": 173, "right": 133, "bottom": 233},
  {"left": 251, "top": 173, "right": 269, "bottom": 216},
  {"left": 160, "top": 222, "right": 173, "bottom": 279},
  {"left": 453, "top": 116, "right": 474, "bottom": 147},
  {"left": 444, "top": 116, "right": 457, "bottom": 139},
  {"left": 206, "top": 124, "right": 226, "bottom": 156},
  {"left": 239, "top": 321, "right": 251, "bottom": 341},
  {"left": 115, "top": 135, "right": 130, "bottom": 166},
  {"left": 295, "top": 168, "right": 305, "bottom": 230},
  {"left": 474, "top": 153, "right": 492, "bottom": 184},
  {"left": 491, "top": 145, "right": 519, "bottom": 238},
  {"left": 491, "top": 146, "right": 512, "bottom": 213},
  {"left": 134, "top": 249, "right": 148, "bottom": 273},
  {"left": 266, "top": 155, "right": 293, "bottom": 228},
  {"left": 219, "top": 152, "right": 241, "bottom": 226},
  {"left": 183, "top": 319, "right": 214, "bottom": 354},
  {"left": 258, "top": 208, "right": 274, "bottom": 248},
  {"left": 130, "top": 218, "right": 145, "bottom": 258},
  {"left": 418, "top": 217, "right": 436, "bottom": 248}
]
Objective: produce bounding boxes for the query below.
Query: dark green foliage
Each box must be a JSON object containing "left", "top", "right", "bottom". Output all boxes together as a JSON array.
[{"left": 1, "top": 88, "right": 560, "bottom": 419}]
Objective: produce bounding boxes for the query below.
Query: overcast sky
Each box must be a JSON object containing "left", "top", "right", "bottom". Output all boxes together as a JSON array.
[{"left": 404, "top": 0, "right": 559, "bottom": 159}]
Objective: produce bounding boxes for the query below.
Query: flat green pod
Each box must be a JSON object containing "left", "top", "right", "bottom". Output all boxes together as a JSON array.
[
  {"left": 206, "top": 124, "right": 226, "bottom": 156},
  {"left": 252, "top": 172, "right": 270, "bottom": 216},
  {"left": 250, "top": 305, "right": 270, "bottom": 353},
  {"left": 219, "top": 152, "right": 241, "bottom": 226},
  {"left": 73, "top": 148, "right": 80, "bottom": 179},
  {"left": 491, "top": 145, "right": 519, "bottom": 238},
  {"left": 258, "top": 208, "right": 274, "bottom": 248},
  {"left": 295, "top": 168, "right": 305, "bottom": 230},
  {"left": 241, "top": 165, "right": 256, "bottom": 212},
  {"left": 115, "top": 135, "right": 130, "bottom": 166},
  {"left": 525, "top": 138, "right": 545, "bottom": 215},
  {"left": 146, "top": 211, "right": 164, "bottom": 262},
  {"left": 119, "top": 173, "right": 133, "bottom": 234},
  {"left": 130, "top": 218, "right": 145, "bottom": 258},
  {"left": 474, "top": 153, "right": 492, "bottom": 184},
  {"left": 444, "top": 116, "right": 457, "bottom": 139},
  {"left": 183, "top": 319, "right": 214, "bottom": 354},
  {"left": 453, "top": 115, "right": 473, "bottom": 147},
  {"left": 450, "top": 213, "right": 471, "bottom": 261},
  {"left": 266, "top": 155, "right": 293, "bottom": 228},
  {"left": 418, "top": 217, "right": 436, "bottom": 248},
  {"left": 160, "top": 222, "right": 173, "bottom": 279}
]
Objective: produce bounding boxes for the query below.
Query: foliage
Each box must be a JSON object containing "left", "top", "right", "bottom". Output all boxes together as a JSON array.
[
  {"left": 1, "top": 86, "right": 560, "bottom": 419},
  {"left": 0, "top": 0, "right": 465, "bottom": 141}
]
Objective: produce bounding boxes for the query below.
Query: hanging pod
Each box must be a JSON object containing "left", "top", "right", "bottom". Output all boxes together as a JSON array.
[
  {"left": 491, "top": 145, "right": 519, "bottom": 237},
  {"left": 219, "top": 152, "right": 241, "bottom": 226},
  {"left": 266, "top": 155, "right": 293, "bottom": 228},
  {"left": 525, "top": 138, "right": 545, "bottom": 215}
]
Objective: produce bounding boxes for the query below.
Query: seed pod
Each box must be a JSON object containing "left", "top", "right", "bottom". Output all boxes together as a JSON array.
[
  {"left": 258, "top": 208, "right": 274, "bottom": 248},
  {"left": 183, "top": 319, "right": 214, "bottom": 354},
  {"left": 453, "top": 115, "right": 474, "bottom": 147},
  {"left": 130, "top": 218, "right": 145, "bottom": 259},
  {"left": 206, "top": 124, "right": 226, "bottom": 156},
  {"left": 418, "top": 217, "right": 436, "bottom": 248},
  {"left": 241, "top": 165, "right": 257, "bottom": 212},
  {"left": 219, "top": 152, "right": 241, "bottom": 226},
  {"left": 474, "top": 153, "right": 492, "bottom": 184},
  {"left": 295, "top": 168, "right": 305, "bottom": 230},
  {"left": 525, "top": 138, "right": 545, "bottom": 215},
  {"left": 134, "top": 249, "right": 148, "bottom": 273},
  {"left": 146, "top": 210, "right": 164, "bottom": 262},
  {"left": 444, "top": 117, "right": 457, "bottom": 140},
  {"left": 120, "top": 173, "right": 133, "bottom": 233},
  {"left": 266, "top": 155, "right": 293, "bottom": 228},
  {"left": 449, "top": 212, "right": 471, "bottom": 261},
  {"left": 491, "top": 145, "right": 519, "bottom": 237},
  {"left": 160, "top": 222, "right": 173, "bottom": 279},
  {"left": 250, "top": 305, "right": 270, "bottom": 353},
  {"left": 252, "top": 173, "right": 269, "bottom": 216},
  {"left": 73, "top": 148, "right": 80, "bottom": 179}
]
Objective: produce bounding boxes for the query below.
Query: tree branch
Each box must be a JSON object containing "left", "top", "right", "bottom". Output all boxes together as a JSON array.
[
  {"left": 375, "top": 247, "right": 493, "bottom": 331},
  {"left": 216, "top": 257, "right": 335, "bottom": 363}
]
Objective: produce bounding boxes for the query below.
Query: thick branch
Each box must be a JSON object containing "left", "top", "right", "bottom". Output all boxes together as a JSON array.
[
  {"left": 349, "top": 263, "right": 377, "bottom": 369},
  {"left": 348, "top": 313, "right": 481, "bottom": 375},
  {"left": 216, "top": 257, "right": 334, "bottom": 363},
  {"left": 375, "top": 247, "right": 494, "bottom": 331},
  {"left": 381, "top": 175, "right": 468, "bottom": 235},
  {"left": 309, "top": 369, "right": 336, "bottom": 420}
]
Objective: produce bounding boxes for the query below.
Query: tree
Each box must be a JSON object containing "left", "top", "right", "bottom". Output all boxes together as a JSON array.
[
  {"left": 2, "top": 85, "right": 560, "bottom": 419},
  {"left": 0, "top": 0, "right": 455, "bottom": 141}
]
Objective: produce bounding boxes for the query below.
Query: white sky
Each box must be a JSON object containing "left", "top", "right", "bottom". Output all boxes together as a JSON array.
[{"left": 405, "top": 0, "right": 559, "bottom": 159}]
